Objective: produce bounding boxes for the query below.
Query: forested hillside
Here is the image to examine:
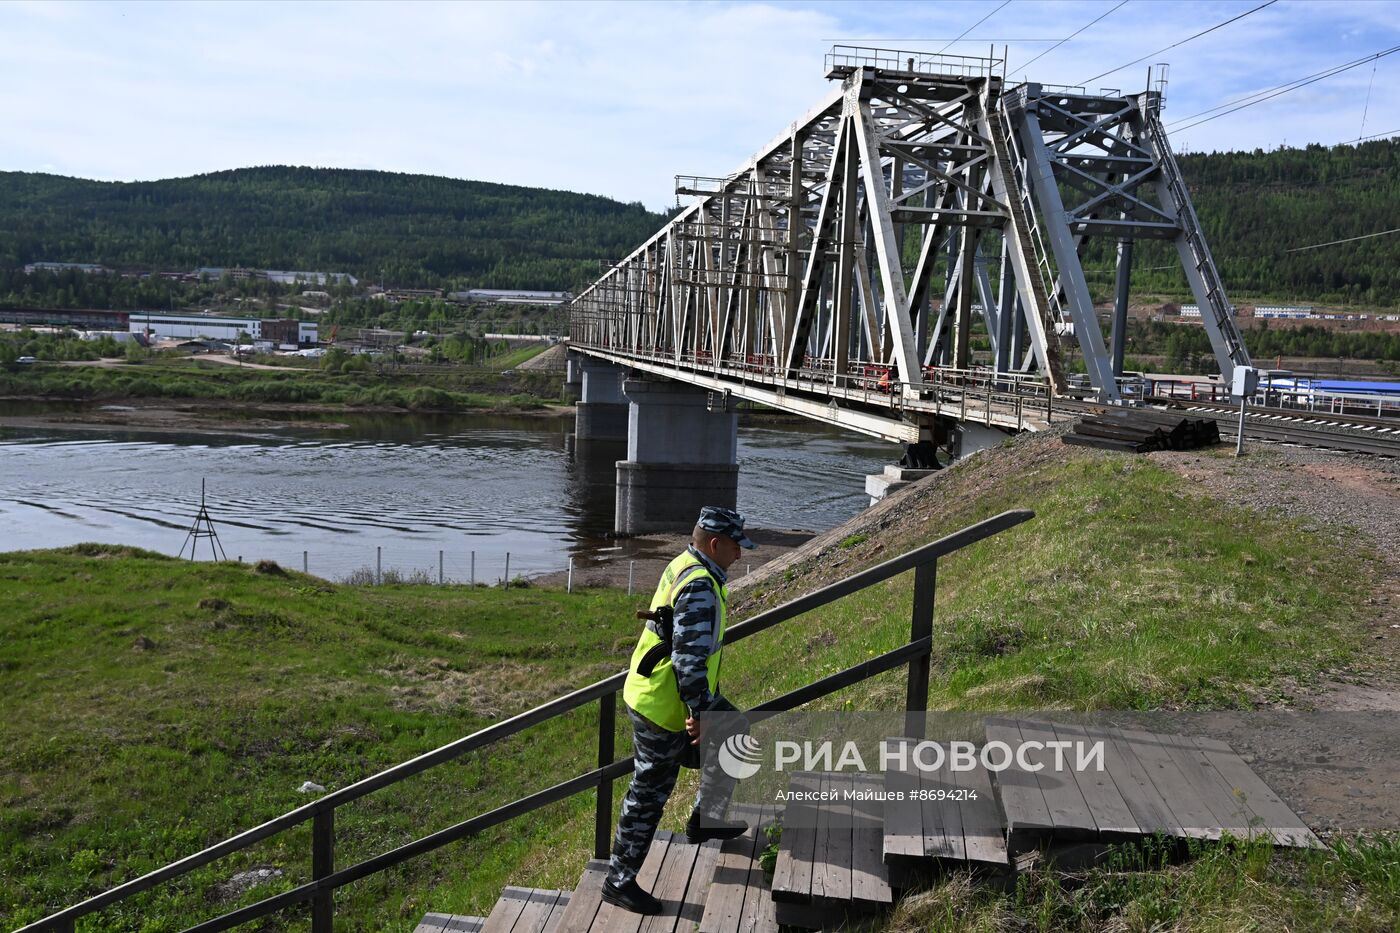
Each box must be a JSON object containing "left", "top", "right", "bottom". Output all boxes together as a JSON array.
[
  {"left": 1084, "top": 138, "right": 1399, "bottom": 306},
  {"left": 0, "top": 138, "right": 1396, "bottom": 305},
  {"left": 0, "top": 167, "right": 668, "bottom": 291}
]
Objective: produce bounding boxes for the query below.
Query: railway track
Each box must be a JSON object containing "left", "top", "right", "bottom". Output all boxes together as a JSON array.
[{"left": 1060, "top": 398, "right": 1400, "bottom": 456}]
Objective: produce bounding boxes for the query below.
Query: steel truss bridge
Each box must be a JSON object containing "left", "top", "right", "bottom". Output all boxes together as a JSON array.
[{"left": 566, "top": 47, "right": 1252, "bottom": 444}]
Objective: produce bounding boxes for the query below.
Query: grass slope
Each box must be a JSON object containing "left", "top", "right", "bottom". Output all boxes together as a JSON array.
[{"left": 3, "top": 440, "right": 1397, "bottom": 930}]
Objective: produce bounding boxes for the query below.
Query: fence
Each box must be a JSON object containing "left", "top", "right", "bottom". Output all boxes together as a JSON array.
[{"left": 21, "top": 509, "right": 1034, "bottom": 933}]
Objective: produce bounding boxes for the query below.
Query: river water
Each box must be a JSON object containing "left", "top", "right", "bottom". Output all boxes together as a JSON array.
[{"left": 0, "top": 406, "right": 899, "bottom": 583}]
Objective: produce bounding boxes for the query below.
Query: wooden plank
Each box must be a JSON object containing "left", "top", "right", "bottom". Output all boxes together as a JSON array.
[
  {"left": 413, "top": 914, "right": 453, "bottom": 933},
  {"left": 444, "top": 918, "right": 488, "bottom": 933},
  {"left": 481, "top": 887, "right": 532, "bottom": 933},
  {"left": 699, "top": 808, "right": 765, "bottom": 933},
  {"left": 542, "top": 897, "right": 572, "bottom": 933},
  {"left": 1134, "top": 730, "right": 1256, "bottom": 840},
  {"left": 1191, "top": 736, "right": 1323, "bottom": 849},
  {"left": 1049, "top": 722, "right": 1139, "bottom": 838},
  {"left": 1016, "top": 719, "right": 1097, "bottom": 839},
  {"left": 735, "top": 805, "right": 779, "bottom": 933},
  {"left": 983, "top": 718, "right": 1053, "bottom": 846},
  {"left": 815, "top": 772, "right": 853, "bottom": 903},
  {"left": 772, "top": 772, "right": 820, "bottom": 902},
  {"left": 554, "top": 859, "right": 609, "bottom": 933},
  {"left": 949, "top": 749, "right": 1008, "bottom": 866},
  {"left": 881, "top": 739, "right": 924, "bottom": 859},
  {"left": 923, "top": 746, "right": 965, "bottom": 861},
  {"left": 676, "top": 838, "right": 723, "bottom": 930},
  {"left": 640, "top": 837, "right": 700, "bottom": 933},
  {"left": 1110, "top": 728, "right": 1220, "bottom": 840},
  {"left": 514, "top": 890, "right": 566, "bottom": 933},
  {"left": 1082, "top": 726, "right": 1183, "bottom": 838},
  {"left": 597, "top": 831, "right": 674, "bottom": 933},
  {"left": 849, "top": 774, "right": 893, "bottom": 905}
]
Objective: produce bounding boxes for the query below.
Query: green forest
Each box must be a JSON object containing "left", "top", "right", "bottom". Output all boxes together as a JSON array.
[
  {"left": 0, "top": 138, "right": 1396, "bottom": 307},
  {"left": 0, "top": 166, "right": 668, "bottom": 292}
]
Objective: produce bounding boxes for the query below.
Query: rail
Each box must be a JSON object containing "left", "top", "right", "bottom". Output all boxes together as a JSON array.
[{"left": 20, "top": 510, "right": 1035, "bottom": 933}]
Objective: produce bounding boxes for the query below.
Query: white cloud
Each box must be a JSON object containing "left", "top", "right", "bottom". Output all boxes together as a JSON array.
[{"left": 0, "top": 0, "right": 1396, "bottom": 204}]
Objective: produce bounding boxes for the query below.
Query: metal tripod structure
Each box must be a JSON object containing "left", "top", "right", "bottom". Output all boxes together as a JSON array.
[
  {"left": 178, "top": 478, "right": 228, "bottom": 562},
  {"left": 568, "top": 47, "right": 1251, "bottom": 444}
]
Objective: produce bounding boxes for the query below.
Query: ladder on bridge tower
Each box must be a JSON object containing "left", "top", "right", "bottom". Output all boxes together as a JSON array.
[{"left": 982, "top": 94, "right": 1069, "bottom": 398}]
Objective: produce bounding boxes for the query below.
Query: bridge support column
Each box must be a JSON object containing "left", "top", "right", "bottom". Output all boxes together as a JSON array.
[
  {"left": 615, "top": 379, "right": 738, "bottom": 535},
  {"left": 562, "top": 351, "right": 583, "bottom": 404},
  {"left": 575, "top": 358, "right": 628, "bottom": 442}
]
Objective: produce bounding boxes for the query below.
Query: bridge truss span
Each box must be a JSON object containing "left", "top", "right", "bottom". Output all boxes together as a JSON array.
[{"left": 569, "top": 47, "right": 1249, "bottom": 443}]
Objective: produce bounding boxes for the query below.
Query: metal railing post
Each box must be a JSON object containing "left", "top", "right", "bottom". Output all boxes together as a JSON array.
[
  {"left": 904, "top": 560, "right": 937, "bottom": 739},
  {"left": 311, "top": 810, "right": 334, "bottom": 933},
  {"left": 595, "top": 693, "right": 617, "bottom": 860}
]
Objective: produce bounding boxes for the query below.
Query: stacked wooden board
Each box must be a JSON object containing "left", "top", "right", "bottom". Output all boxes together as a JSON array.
[{"left": 1065, "top": 408, "right": 1221, "bottom": 452}]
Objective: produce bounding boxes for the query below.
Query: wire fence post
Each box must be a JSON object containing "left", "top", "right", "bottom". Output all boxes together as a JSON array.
[
  {"left": 504, "top": 551, "right": 510, "bottom": 587},
  {"left": 627, "top": 561, "right": 635, "bottom": 596},
  {"left": 439, "top": 550, "right": 444, "bottom": 585},
  {"left": 567, "top": 557, "right": 574, "bottom": 593},
  {"left": 470, "top": 550, "right": 476, "bottom": 586},
  {"left": 376, "top": 546, "right": 382, "bottom": 585},
  {"left": 303, "top": 550, "right": 308, "bottom": 574}
]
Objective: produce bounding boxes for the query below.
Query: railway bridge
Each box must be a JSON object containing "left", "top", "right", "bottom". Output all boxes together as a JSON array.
[{"left": 565, "top": 47, "right": 1253, "bottom": 533}]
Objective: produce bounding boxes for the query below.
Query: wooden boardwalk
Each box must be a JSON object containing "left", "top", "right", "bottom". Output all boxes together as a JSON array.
[
  {"left": 986, "top": 719, "right": 1322, "bottom": 850},
  {"left": 553, "top": 831, "right": 722, "bottom": 933},
  {"left": 883, "top": 739, "right": 1009, "bottom": 866},
  {"left": 771, "top": 772, "right": 892, "bottom": 912},
  {"left": 698, "top": 804, "right": 779, "bottom": 933},
  {"left": 424, "top": 722, "right": 1320, "bottom": 932}
]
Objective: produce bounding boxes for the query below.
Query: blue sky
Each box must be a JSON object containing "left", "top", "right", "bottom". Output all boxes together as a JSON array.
[{"left": 1, "top": 0, "right": 1395, "bottom": 210}]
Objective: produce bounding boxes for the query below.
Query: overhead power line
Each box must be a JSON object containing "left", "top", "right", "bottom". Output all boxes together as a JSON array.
[
  {"left": 1167, "top": 45, "right": 1400, "bottom": 129},
  {"left": 1079, "top": 0, "right": 1277, "bottom": 85},
  {"left": 1015, "top": 0, "right": 1131, "bottom": 74},
  {"left": 938, "top": 0, "right": 1013, "bottom": 53},
  {"left": 1169, "top": 44, "right": 1400, "bottom": 134},
  {"left": 1355, "top": 127, "right": 1400, "bottom": 143},
  {"left": 1285, "top": 227, "right": 1400, "bottom": 253}
]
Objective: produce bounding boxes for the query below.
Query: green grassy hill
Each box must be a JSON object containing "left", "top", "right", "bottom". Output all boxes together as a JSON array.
[
  {"left": 2, "top": 437, "right": 1397, "bottom": 930},
  {"left": 0, "top": 167, "right": 669, "bottom": 292}
]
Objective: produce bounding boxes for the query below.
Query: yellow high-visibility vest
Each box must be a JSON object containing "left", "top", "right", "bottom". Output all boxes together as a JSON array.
[{"left": 621, "top": 550, "right": 727, "bottom": 732}]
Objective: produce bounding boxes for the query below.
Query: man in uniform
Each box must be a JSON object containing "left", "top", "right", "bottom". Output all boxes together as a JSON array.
[{"left": 601, "top": 506, "right": 756, "bottom": 915}]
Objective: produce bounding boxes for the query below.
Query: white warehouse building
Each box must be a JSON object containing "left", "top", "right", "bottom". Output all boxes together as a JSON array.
[{"left": 127, "top": 314, "right": 317, "bottom": 344}]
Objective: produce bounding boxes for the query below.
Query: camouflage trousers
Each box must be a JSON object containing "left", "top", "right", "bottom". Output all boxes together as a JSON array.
[{"left": 606, "top": 696, "right": 748, "bottom": 887}]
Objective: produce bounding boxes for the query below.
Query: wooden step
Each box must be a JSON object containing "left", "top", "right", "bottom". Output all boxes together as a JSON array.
[
  {"left": 554, "top": 830, "right": 723, "bottom": 933},
  {"left": 415, "top": 914, "right": 487, "bottom": 933},
  {"left": 480, "top": 887, "right": 572, "bottom": 933},
  {"left": 986, "top": 719, "right": 1321, "bottom": 850},
  {"left": 771, "top": 772, "right": 891, "bottom": 917},
  {"left": 882, "top": 738, "right": 1009, "bottom": 868},
  {"left": 698, "top": 803, "right": 778, "bottom": 933}
]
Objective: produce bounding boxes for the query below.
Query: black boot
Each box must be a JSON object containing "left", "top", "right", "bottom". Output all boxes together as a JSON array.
[
  {"left": 686, "top": 810, "right": 749, "bottom": 844},
  {"left": 601, "top": 877, "right": 663, "bottom": 915}
]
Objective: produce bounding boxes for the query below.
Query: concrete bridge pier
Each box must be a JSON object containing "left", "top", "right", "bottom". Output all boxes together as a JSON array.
[
  {"left": 562, "top": 351, "right": 583, "bottom": 404},
  {"left": 575, "top": 358, "right": 629, "bottom": 442},
  {"left": 615, "top": 379, "right": 738, "bottom": 535}
]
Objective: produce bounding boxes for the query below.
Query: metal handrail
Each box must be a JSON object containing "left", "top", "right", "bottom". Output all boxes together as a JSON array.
[{"left": 21, "top": 509, "right": 1034, "bottom": 932}]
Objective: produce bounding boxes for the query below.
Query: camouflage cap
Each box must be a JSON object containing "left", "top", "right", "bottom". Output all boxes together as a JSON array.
[{"left": 697, "top": 505, "right": 756, "bottom": 549}]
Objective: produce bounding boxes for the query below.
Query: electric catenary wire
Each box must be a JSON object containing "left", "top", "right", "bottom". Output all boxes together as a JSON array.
[
  {"left": 1167, "top": 45, "right": 1400, "bottom": 129},
  {"left": 1079, "top": 0, "right": 1277, "bottom": 85},
  {"left": 1285, "top": 227, "right": 1400, "bottom": 253},
  {"left": 1169, "top": 45, "right": 1400, "bottom": 134},
  {"left": 1015, "top": 0, "right": 1130, "bottom": 75},
  {"left": 938, "top": 0, "right": 1013, "bottom": 53}
]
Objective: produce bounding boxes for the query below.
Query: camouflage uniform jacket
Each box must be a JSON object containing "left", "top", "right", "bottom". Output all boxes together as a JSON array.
[{"left": 670, "top": 544, "right": 728, "bottom": 715}]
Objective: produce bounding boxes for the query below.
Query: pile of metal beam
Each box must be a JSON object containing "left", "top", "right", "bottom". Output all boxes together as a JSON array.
[{"left": 1064, "top": 409, "right": 1221, "bottom": 453}]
